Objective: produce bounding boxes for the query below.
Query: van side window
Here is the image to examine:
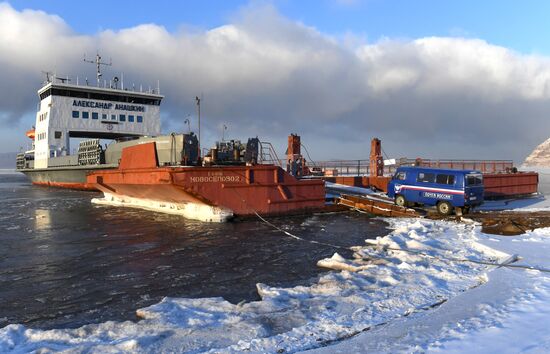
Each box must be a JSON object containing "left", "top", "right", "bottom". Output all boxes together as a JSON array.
[
  {"left": 394, "top": 172, "right": 406, "bottom": 181},
  {"left": 436, "top": 174, "right": 455, "bottom": 185},
  {"left": 417, "top": 172, "right": 435, "bottom": 183}
]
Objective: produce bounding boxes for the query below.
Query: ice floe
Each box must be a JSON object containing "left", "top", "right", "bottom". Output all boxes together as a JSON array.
[{"left": 92, "top": 192, "right": 233, "bottom": 222}]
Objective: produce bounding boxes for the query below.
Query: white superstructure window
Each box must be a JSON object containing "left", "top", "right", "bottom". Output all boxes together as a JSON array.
[{"left": 38, "top": 112, "right": 48, "bottom": 122}]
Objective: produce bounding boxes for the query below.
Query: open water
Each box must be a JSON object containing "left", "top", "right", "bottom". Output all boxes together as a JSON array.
[{"left": 0, "top": 171, "right": 389, "bottom": 330}]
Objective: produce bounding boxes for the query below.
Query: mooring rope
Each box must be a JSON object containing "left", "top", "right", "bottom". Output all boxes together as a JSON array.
[
  {"left": 251, "top": 210, "right": 349, "bottom": 250},
  {"left": 227, "top": 184, "right": 348, "bottom": 250}
]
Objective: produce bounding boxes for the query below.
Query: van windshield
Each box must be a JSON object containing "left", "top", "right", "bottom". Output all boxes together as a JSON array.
[
  {"left": 465, "top": 174, "right": 483, "bottom": 186},
  {"left": 394, "top": 171, "right": 406, "bottom": 181}
]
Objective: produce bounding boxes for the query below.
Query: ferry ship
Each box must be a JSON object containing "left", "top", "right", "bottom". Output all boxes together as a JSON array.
[
  {"left": 17, "top": 57, "right": 326, "bottom": 221},
  {"left": 16, "top": 55, "right": 164, "bottom": 189}
]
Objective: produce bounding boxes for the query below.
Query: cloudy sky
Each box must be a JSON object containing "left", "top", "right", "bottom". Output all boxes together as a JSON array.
[{"left": 1, "top": 0, "right": 549, "bottom": 163}]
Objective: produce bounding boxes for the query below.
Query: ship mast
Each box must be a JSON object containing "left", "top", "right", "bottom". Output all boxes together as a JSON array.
[{"left": 83, "top": 53, "right": 112, "bottom": 87}]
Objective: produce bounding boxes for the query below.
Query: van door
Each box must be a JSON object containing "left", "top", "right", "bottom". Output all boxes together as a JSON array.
[
  {"left": 416, "top": 171, "right": 437, "bottom": 206},
  {"left": 434, "top": 173, "right": 460, "bottom": 207},
  {"left": 464, "top": 173, "right": 483, "bottom": 205}
]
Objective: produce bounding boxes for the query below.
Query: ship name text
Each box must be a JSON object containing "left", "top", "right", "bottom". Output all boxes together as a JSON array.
[{"left": 72, "top": 100, "right": 146, "bottom": 112}]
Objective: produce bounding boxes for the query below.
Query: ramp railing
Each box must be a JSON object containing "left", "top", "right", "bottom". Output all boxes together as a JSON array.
[{"left": 259, "top": 142, "right": 283, "bottom": 168}]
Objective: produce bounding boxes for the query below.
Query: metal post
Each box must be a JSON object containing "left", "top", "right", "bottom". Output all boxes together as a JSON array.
[{"left": 195, "top": 96, "right": 201, "bottom": 159}]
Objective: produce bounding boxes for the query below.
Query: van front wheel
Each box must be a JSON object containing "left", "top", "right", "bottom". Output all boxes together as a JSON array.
[
  {"left": 395, "top": 195, "right": 406, "bottom": 207},
  {"left": 437, "top": 201, "right": 453, "bottom": 215}
]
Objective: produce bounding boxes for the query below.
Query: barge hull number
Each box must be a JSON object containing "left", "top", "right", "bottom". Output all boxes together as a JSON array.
[{"left": 190, "top": 175, "right": 241, "bottom": 183}]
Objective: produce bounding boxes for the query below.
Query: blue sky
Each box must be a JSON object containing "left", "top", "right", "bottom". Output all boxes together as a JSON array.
[{"left": 9, "top": 0, "right": 550, "bottom": 55}]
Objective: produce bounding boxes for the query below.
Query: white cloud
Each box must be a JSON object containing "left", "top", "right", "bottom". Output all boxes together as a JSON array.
[{"left": 0, "top": 2, "right": 549, "bottom": 162}]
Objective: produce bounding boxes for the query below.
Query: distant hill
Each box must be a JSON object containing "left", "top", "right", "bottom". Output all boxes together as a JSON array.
[
  {"left": 524, "top": 138, "right": 550, "bottom": 167},
  {"left": 0, "top": 152, "right": 17, "bottom": 169}
]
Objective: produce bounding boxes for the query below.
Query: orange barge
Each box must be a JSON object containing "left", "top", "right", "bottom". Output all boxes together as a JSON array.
[{"left": 87, "top": 142, "right": 326, "bottom": 222}]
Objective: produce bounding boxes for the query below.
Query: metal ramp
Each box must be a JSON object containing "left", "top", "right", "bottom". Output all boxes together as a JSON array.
[{"left": 337, "top": 193, "right": 422, "bottom": 217}]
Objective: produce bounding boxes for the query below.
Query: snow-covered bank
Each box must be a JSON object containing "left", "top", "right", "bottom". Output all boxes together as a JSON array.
[
  {"left": 310, "top": 168, "right": 550, "bottom": 353},
  {"left": 478, "top": 195, "right": 550, "bottom": 211},
  {"left": 309, "top": 227, "right": 550, "bottom": 353},
  {"left": 0, "top": 219, "right": 509, "bottom": 353},
  {"left": 428, "top": 227, "right": 550, "bottom": 353}
]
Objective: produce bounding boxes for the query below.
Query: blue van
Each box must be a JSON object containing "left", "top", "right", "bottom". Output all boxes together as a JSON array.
[{"left": 387, "top": 166, "right": 484, "bottom": 215}]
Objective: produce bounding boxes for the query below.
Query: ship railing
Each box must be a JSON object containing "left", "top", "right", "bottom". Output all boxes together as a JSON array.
[
  {"left": 300, "top": 158, "right": 515, "bottom": 177},
  {"left": 259, "top": 142, "right": 283, "bottom": 168},
  {"left": 398, "top": 158, "right": 515, "bottom": 173}
]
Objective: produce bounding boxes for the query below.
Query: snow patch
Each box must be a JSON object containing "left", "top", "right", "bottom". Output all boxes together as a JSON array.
[{"left": 523, "top": 137, "right": 550, "bottom": 168}]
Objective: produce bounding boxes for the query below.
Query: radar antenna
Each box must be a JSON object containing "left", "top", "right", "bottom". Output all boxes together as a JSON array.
[
  {"left": 55, "top": 76, "right": 71, "bottom": 84},
  {"left": 83, "top": 53, "right": 112, "bottom": 87}
]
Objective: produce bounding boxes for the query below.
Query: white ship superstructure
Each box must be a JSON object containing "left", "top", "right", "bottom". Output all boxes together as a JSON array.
[
  {"left": 16, "top": 55, "right": 169, "bottom": 189},
  {"left": 34, "top": 80, "right": 162, "bottom": 168}
]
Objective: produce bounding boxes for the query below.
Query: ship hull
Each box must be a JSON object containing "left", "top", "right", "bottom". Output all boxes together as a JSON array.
[{"left": 19, "top": 165, "right": 117, "bottom": 191}]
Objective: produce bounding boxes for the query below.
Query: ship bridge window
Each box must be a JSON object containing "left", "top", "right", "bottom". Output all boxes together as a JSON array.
[
  {"left": 128, "top": 115, "right": 134, "bottom": 122},
  {"left": 137, "top": 115, "right": 143, "bottom": 123},
  {"left": 72, "top": 111, "right": 79, "bottom": 118},
  {"left": 82, "top": 112, "right": 89, "bottom": 119},
  {"left": 119, "top": 114, "right": 126, "bottom": 122},
  {"left": 55, "top": 131, "right": 62, "bottom": 139},
  {"left": 92, "top": 112, "right": 98, "bottom": 120},
  {"left": 39, "top": 89, "right": 51, "bottom": 100},
  {"left": 102, "top": 114, "right": 107, "bottom": 120}
]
